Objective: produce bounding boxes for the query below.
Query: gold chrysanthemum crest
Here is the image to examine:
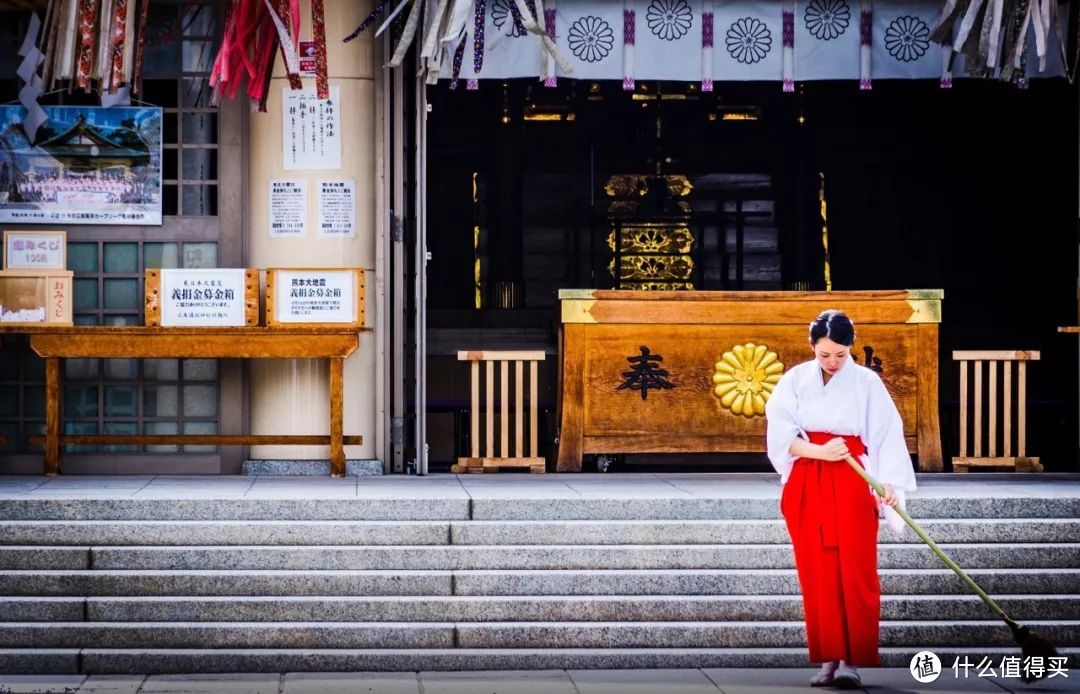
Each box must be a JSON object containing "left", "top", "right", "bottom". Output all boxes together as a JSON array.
[{"left": 712, "top": 343, "right": 784, "bottom": 417}]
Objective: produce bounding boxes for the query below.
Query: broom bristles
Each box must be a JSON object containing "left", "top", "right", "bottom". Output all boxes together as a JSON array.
[{"left": 1009, "top": 623, "right": 1061, "bottom": 683}]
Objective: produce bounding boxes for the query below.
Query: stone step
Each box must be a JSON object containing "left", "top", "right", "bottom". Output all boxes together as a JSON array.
[
  {"left": 469, "top": 497, "right": 1080, "bottom": 521},
  {"left": 0, "top": 568, "right": 1075, "bottom": 596},
  {"left": 2, "top": 496, "right": 1076, "bottom": 521},
  {"left": 0, "top": 520, "right": 452, "bottom": 546},
  {"left": 456, "top": 620, "right": 1080, "bottom": 649},
  {"left": 0, "top": 499, "right": 471, "bottom": 522},
  {"left": 5, "top": 647, "right": 1078, "bottom": 675},
  {"left": 449, "top": 519, "right": 1080, "bottom": 546},
  {"left": 4, "top": 518, "right": 1076, "bottom": 546},
  {"left": 0, "top": 548, "right": 90, "bottom": 570},
  {"left": 0, "top": 570, "right": 453, "bottom": 596},
  {"left": 0, "top": 622, "right": 454, "bottom": 649},
  {"left": 449, "top": 568, "right": 1080, "bottom": 596},
  {"left": 66, "top": 544, "right": 1080, "bottom": 571},
  {"left": 0, "top": 598, "right": 84, "bottom": 622},
  {"left": 0, "top": 520, "right": 453, "bottom": 547},
  {"left": 52, "top": 594, "right": 1080, "bottom": 623},
  {"left": 2, "top": 620, "right": 1076, "bottom": 650}
]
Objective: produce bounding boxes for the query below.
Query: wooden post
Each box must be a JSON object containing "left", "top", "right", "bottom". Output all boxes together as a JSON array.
[
  {"left": 1004, "top": 361, "right": 1012, "bottom": 457},
  {"left": 1018, "top": 360, "right": 1027, "bottom": 457},
  {"left": 515, "top": 360, "right": 524, "bottom": 458},
  {"left": 329, "top": 357, "right": 345, "bottom": 476},
  {"left": 973, "top": 360, "right": 983, "bottom": 457},
  {"left": 529, "top": 360, "right": 538, "bottom": 458},
  {"left": 958, "top": 360, "right": 968, "bottom": 458},
  {"left": 988, "top": 360, "right": 997, "bottom": 457},
  {"left": 500, "top": 360, "right": 508, "bottom": 458},
  {"left": 44, "top": 357, "right": 61, "bottom": 476},
  {"left": 486, "top": 360, "right": 494, "bottom": 458},
  {"left": 470, "top": 361, "right": 480, "bottom": 458}
]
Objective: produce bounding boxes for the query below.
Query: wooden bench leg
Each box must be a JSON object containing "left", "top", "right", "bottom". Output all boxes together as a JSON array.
[
  {"left": 44, "top": 357, "right": 61, "bottom": 476},
  {"left": 330, "top": 357, "right": 345, "bottom": 477}
]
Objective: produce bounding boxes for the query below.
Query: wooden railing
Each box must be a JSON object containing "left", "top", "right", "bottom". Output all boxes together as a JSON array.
[
  {"left": 953, "top": 350, "right": 1042, "bottom": 472},
  {"left": 453, "top": 350, "right": 545, "bottom": 474}
]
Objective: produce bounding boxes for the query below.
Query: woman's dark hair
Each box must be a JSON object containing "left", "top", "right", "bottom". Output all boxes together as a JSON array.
[{"left": 809, "top": 309, "right": 855, "bottom": 346}]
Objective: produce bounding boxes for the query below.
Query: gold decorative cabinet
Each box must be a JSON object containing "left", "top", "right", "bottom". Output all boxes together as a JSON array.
[{"left": 556, "top": 289, "right": 944, "bottom": 472}]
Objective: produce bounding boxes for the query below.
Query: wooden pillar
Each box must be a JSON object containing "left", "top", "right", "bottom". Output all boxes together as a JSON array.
[
  {"left": 44, "top": 357, "right": 61, "bottom": 476},
  {"left": 329, "top": 356, "right": 345, "bottom": 476}
]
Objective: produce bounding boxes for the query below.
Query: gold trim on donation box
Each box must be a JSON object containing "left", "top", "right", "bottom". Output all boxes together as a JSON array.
[
  {"left": 145, "top": 269, "right": 259, "bottom": 327},
  {"left": 265, "top": 267, "right": 365, "bottom": 328}
]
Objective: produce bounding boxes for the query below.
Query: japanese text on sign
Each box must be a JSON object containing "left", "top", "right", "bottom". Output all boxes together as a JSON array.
[
  {"left": 274, "top": 269, "right": 356, "bottom": 323},
  {"left": 4, "top": 231, "right": 65, "bottom": 269},
  {"left": 317, "top": 179, "right": 355, "bottom": 238},
  {"left": 160, "top": 269, "right": 247, "bottom": 326},
  {"left": 269, "top": 180, "right": 308, "bottom": 237},
  {"left": 282, "top": 87, "right": 341, "bottom": 170}
]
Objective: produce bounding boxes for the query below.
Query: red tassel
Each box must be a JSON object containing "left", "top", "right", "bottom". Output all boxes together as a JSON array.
[{"left": 310, "top": 0, "right": 328, "bottom": 99}]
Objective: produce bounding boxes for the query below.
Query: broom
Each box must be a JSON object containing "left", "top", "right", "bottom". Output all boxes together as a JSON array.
[{"left": 843, "top": 454, "right": 1060, "bottom": 682}]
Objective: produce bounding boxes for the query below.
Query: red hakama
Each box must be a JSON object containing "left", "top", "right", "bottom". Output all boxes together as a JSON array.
[{"left": 780, "top": 431, "right": 881, "bottom": 667}]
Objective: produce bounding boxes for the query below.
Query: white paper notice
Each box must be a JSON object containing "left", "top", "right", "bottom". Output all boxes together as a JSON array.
[
  {"left": 275, "top": 269, "right": 355, "bottom": 323},
  {"left": 269, "top": 179, "right": 307, "bottom": 237},
  {"left": 160, "top": 269, "right": 247, "bottom": 327},
  {"left": 282, "top": 86, "right": 341, "bottom": 170},
  {"left": 317, "top": 179, "right": 355, "bottom": 237}
]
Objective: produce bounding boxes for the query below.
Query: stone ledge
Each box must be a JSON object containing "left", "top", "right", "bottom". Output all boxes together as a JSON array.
[{"left": 242, "top": 460, "right": 383, "bottom": 476}]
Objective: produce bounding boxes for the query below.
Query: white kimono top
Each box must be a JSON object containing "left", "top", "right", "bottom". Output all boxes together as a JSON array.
[{"left": 764, "top": 354, "right": 917, "bottom": 534}]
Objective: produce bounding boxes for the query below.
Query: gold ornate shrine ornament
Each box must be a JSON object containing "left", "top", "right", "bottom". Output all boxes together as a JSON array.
[{"left": 713, "top": 343, "right": 784, "bottom": 417}]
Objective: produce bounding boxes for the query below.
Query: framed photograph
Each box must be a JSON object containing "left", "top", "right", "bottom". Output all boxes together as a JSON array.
[
  {"left": 3, "top": 230, "right": 66, "bottom": 270},
  {"left": 0, "top": 104, "right": 163, "bottom": 225},
  {"left": 265, "top": 267, "right": 365, "bottom": 327}
]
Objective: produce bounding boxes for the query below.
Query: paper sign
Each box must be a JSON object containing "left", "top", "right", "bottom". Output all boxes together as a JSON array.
[
  {"left": 269, "top": 179, "right": 307, "bottom": 237},
  {"left": 160, "top": 269, "right": 247, "bottom": 326},
  {"left": 317, "top": 179, "right": 355, "bottom": 237},
  {"left": 282, "top": 86, "right": 341, "bottom": 170},
  {"left": 3, "top": 230, "right": 66, "bottom": 269},
  {"left": 274, "top": 269, "right": 356, "bottom": 323}
]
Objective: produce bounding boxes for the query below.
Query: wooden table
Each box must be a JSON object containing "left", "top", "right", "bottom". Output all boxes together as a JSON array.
[
  {"left": 556, "top": 289, "right": 944, "bottom": 472},
  {"left": 0, "top": 326, "right": 365, "bottom": 476}
]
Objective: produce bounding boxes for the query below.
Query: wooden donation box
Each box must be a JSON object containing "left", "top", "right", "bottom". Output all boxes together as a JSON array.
[
  {"left": 0, "top": 269, "right": 73, "bottom": 325},
  {"left": 556, "top": 289, "right": 944, "bottom": 472}
]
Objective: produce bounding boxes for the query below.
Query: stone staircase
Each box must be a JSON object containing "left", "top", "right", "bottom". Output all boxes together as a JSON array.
[{"left": 1, "top": 489, "right": 1078, "bottom": 674}]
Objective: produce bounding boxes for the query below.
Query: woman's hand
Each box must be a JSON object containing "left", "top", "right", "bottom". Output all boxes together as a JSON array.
[
  {"left": 816, "top": 437, "right": 850, "bottom": 461},
  {"left": 878, "top": 483, "right": 899, "bottom": 508}
]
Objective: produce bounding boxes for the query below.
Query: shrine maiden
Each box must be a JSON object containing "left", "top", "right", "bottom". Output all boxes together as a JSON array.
[{"left": 764, "top": 309, "right": 917, "bottom": 689}]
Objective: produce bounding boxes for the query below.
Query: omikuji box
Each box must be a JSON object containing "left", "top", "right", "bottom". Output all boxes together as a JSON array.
[{"left": 0, "top": 269, "right": 74, "bottom": 325}]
